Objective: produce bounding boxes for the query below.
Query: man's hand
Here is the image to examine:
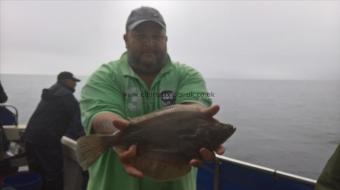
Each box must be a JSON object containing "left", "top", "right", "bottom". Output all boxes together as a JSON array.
[
  {"left": 113, "top": 119, "right": 144, "bottom": 178},
  {"left": 189, "top": 146, "right": 225, "bottom": 167},
  {"left": 187, "top": 105, "right": 225, "bottom": 167}
]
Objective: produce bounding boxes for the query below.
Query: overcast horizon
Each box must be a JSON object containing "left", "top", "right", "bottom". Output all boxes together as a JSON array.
[{"left": 1, "top": 1, "right": 339, "bottom": 80}]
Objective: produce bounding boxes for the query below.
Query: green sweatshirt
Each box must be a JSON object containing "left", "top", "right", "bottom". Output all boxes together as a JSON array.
[
  {"left": 315, "top": 144, "right": 340, "bottom": 190},
  {"left": 80, "top": 52, "right": 212, "bottom": 190}
]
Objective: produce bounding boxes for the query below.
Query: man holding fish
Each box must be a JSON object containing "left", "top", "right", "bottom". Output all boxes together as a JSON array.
[{"left": 80, "top": 6, "right": 235, "bottom": 190}]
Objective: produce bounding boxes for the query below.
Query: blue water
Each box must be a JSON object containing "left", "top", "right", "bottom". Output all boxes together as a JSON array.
[{"left": 1, "top": 74, "right": 339, "bottom": 179}]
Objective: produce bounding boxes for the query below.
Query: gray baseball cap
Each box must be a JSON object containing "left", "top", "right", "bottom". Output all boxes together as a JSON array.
[{"left": 126, "top": 6, "right": 166, "bottom": 31}]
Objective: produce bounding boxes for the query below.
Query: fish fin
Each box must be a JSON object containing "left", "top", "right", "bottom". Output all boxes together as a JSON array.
[
  {"left": 135, "top": 151, "right": 190, "bottom": 181},
  {"left": 76, "top": 135, "right": 115, "bottom": 170}
]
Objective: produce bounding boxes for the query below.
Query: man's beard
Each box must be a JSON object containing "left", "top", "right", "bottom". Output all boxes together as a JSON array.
[{"left": 128, "top": 52, "right": 167, "bottom": 75}]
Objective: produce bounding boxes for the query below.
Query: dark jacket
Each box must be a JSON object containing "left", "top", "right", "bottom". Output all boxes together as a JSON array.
[
  {"left": 24, "top": 82, "right": 83, "bottom": 146},
  {"left": 0, "top": 82, "right": 8, "bottom": 103},
  {"left": 0, "top": 81, "right": 9, "bottom": 152}
]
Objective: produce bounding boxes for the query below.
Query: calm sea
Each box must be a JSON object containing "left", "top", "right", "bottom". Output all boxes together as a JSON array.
[{"left": 1, "top": 74, "right": 339, "bottom": 179}]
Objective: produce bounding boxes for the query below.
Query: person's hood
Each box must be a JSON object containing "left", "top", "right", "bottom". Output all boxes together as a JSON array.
[{"left": 41, "top": 83, "right": 74, "bottom": 100}]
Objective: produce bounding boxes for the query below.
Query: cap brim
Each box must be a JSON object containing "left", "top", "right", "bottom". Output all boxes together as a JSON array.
[
  {"left": 128, "top": 19, "right": 166, "bottom": 31},
  {"left": 72, "top": 78, "right": 81, "bottom": 82}
]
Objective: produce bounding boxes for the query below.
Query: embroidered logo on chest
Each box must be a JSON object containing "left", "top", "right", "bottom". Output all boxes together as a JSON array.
[{"left": 160, "top": 90, "right": 176, "bottom": 106}]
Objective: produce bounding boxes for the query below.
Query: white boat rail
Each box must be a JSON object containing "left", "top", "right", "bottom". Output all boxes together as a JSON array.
[{"left": 216, "top": 155, "right": 317, "bottom": 186}]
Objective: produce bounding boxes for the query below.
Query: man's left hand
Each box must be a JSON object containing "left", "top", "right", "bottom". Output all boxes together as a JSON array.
[
  {"left": 186, "top": 104, "right": 225, "bottom": 166},
  {"left": 189, "top": 145, "right": 225, "bottom": 167}
]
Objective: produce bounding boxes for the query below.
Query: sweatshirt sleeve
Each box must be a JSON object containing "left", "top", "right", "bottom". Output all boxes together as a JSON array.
[
  {"left": 80, "top": 63, "right": 125, "bottom": 134},
  {"left": 175, "top": 64, "right": 212, "bottom": 107},
  {"left": 315, "top": 144, "right": 340, "bottom": 190}
]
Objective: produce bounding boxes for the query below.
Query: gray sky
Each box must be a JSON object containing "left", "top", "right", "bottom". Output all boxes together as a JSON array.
[{"left": 1, "top": 0, "right": 339, "bottom": 80}]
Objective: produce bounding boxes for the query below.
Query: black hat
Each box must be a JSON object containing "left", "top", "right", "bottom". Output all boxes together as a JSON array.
[
  {"left": 57, "top": 71, "right": 80, "bottom": 82},
  {"left": 126, "top": 6, "right": 166, "bottom": 31}
]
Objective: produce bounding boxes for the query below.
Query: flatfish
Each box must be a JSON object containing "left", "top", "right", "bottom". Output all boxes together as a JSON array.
[{"left": 76, "top": 105, "right": 236, "bottom": 181}]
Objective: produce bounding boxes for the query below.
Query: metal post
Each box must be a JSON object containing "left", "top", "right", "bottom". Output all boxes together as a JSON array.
[{"left": 213, "top": 160, "right": 221, "bottom": 190}]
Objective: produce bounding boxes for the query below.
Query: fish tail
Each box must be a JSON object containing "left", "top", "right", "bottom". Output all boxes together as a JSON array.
[{"left": 76, "top": 135, "right": 115, "bottom": 170}]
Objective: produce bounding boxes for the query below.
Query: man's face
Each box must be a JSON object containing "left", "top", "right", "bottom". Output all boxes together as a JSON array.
[
  {"left": 64, "top": 79, "right": 77, "bottom": 91},
  {"left": 124, "top": 21, "right": 167, "bottom": 75}
]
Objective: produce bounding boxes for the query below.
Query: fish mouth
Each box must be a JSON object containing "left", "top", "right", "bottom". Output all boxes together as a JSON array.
[{"left": 218, "top": 124, "right": 236, "bottom": 143}]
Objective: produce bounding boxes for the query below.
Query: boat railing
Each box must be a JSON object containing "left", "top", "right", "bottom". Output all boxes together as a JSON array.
[
  {"left": 197, "top": 154, "right": 316, "bottom": 190},
  {"left": 216, "top": 155, "right": 316, "bottom": 185},
  {"left": 0, "top": 104, "right": 19, "bottom": 126}
]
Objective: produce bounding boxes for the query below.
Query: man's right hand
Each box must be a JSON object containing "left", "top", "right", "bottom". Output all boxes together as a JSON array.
[
  {"left": 116, "top": 144, "right": 144, "bottom": 178},
  {"left": 113, "top": 119, "right": 144, "bottom": 179},
  {"left": 92, "top": 113, "right": 144, "bottom": 178}
]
